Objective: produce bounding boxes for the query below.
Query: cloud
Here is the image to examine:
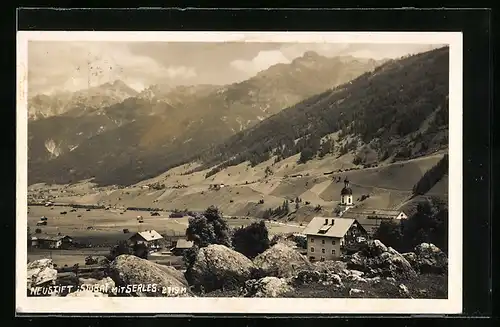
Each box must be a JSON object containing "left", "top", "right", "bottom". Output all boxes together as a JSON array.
[
  {"left": 28, "top": 41, "right": 197, "bottom": 95},
  {"left": 165, "top": 66, "right": 197, "bottom": 79},
  {"left": 230, "top": 50, "right": 292, "bottom": 76}
]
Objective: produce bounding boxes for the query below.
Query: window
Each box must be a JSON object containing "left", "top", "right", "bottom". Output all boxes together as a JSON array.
[
  {"left": 322, "top": 248, "right": 325, "bottom": 253},
  {"left": 332, "top": 249, "right": 336, "bottom": 255},
  {"left": 348, "top": 197, "right": 351, "bottom": 204},
  {"left": 310, "top": 238, "right": 314, "bottom": 243},
  {"left": 309, "top": 256, "right": 315, "bottom": 261},
  {"left": 310, "top": 247, "right": 315, "bottom": 253},
  {"left": 320, "top": 257, "right": 325, "bottom": 262},
  {"left": 321, "top": 239, "right": 325, "bottom": 244},
  {"left": 332, "top": 240, "right": 336, "bottom": 245}
]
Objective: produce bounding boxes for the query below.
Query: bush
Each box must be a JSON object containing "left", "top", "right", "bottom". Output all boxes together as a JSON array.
[
  {"left": 35, "top": 228, "right": 42, "bottom": 234},
  {"left": 85, "top": 255, "right": 99, "bottom": 265},
  {"left": 231, "top": 221, "right": 270, "bottom": 259},
  {"left": 412, "top": 154, "right": 448, "bottom": 195},
  {"left": 107, "top": 240, "right": 132, "bottom": 261},
  {"left": 182, "top": 245, "right": 200, "bottom": 270},
  {"left": 133, "top": 242, "right": 149, "bottom": 259},
  {"left": 374, "top": 198, "right": 448, "bottom": 253},
  {"left": 186, "top": 206, "right": 231, "bottom": 247}
]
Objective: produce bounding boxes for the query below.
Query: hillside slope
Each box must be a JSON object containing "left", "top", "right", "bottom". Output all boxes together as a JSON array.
[
  {"left": 196, "top": 46, "right": 449, "bottom": 173},
  {"left": 28, "top": 53, "right": 383, "bottom": 186},
  {"left": 30, "top": 150, "right": 448, "bottom": 223}
]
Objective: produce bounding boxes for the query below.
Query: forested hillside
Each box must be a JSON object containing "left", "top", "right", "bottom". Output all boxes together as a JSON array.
[{"left": 195, "top": 46, "right": 449, "bottom": 176}]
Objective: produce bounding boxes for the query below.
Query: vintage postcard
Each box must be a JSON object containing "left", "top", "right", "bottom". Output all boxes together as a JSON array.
[{"left": 16, "top": 31, "right": 462, "bottom": 314}]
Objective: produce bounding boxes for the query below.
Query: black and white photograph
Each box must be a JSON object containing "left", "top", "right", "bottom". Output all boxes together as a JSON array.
[{"left": 16, "top": 31, "right": 463, "bottom": 314}]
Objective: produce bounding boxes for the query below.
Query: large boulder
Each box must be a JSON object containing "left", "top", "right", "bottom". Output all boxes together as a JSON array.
[
  {"left": 292, "top": 269, "right": 344, "bottom": 288},
  {"left": 109, "top": 255, "right": 192, "bottom": 297},
  {"left": 253, "top": 243, "right": 313, "bottom": 278},
  {"left": 242, "top": 277, "right": 293, "bottom": 297},
  {"left": 342, "top": 240, "right": 417, "bottom": 279},
  {"left": 411, "top": 243, "right": 448, "bottom": 274},
  {"left": 313, "top": 260, "right": 348, "bottom": 275},
  {"left": 27, "top": 259, "right": 58, "bottom": 289},
  {"left": 187, "top": 244, "right": 256, "bottom": 292}
]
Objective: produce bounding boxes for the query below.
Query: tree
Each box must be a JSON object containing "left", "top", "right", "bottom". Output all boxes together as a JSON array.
[
  {"left": 298, "top": 147, "right": 314, "bottom": 164},
  {"left": 107, "top": 240, "right": 132, "bottom": 261},
  {"left": 182, "top": 245, "right": 200, "bottom": 270},
  {"left": 231, "top": 221, "right": 270, "bottom": 259},
  {"left": 186, "top": 206, "right": 231, "bottom": 247},
  {"left": 378, "top": 198, "right": 449, "bottom": 254},
  {"left": 133, "top": 242, "right": 149, "bottom": 259},
  {"left": 402, "top": 199, "right": 448, "bottom": 253},
  {"left": 281, "top": 200, "right": 290, "bottom": 215},
  {"left": 373, "top": 220, "right": 403, "bottom": 250},
  {"left": 412, "top": 154, "right": 448, "bottom": 195}
]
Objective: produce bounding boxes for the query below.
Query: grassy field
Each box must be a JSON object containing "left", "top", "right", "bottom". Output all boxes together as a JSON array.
[
  {"left": 27, "top": 204, "right": 303, "bottom": 268},
  {"left": 28, "top": 205, "right": 303, "bottom": 248},
  {"left": 27, "top": 248, "right": 109, "bottom": 267}
]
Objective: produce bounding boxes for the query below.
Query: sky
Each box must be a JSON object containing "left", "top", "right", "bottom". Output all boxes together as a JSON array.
[{"left": 27, "top": 41, "right": 442, "bottom": 96}]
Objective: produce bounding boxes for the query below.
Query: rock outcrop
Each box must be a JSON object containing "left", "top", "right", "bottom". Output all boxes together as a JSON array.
[
  {"left": 242, "top": 277, "right": 293, "bottom": 298},
  {"left": 109, "top": 255, "right": 192, "bottom": 297},
  {"left": 342, "top": 240, "right": 417, "bottom": 279},
  {"left": 253, "top": 243, "right": 313, "bottom": 278},
  {"left": 187, "top": 244, "right": 256, "bottom": 292},
  {"left": 403, "top": 243, "right": 448, "bottom": 274},
  {"left": 27, "top": 259, "right": 58, "bottom": 289}
]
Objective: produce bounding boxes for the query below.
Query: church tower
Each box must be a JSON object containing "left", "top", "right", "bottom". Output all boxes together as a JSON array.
[{"left": 339, "top": 178, "right": 354, "bottom": 214}]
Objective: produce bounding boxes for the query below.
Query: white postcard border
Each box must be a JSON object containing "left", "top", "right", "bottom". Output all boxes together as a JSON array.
[{"left": 16, "top": 31, "right": 463, "bottom": 314}]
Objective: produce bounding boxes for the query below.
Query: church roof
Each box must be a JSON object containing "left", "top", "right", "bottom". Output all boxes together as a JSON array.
[
  {"left": 341, "top": 187, "right": 353, "bottom": 195},
  {"left": 341, "top": 177, "right": 352, "bottom": 195}
]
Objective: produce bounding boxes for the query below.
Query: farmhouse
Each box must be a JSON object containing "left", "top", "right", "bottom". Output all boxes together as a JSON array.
[
  {"left": 171, "top": 239, "right": 194, "bottom": 256},
  {"left": 209, "top": 183, "right": 225, "bottom": 190},
  {"left": 128, "top": 230, "right": 164, "bottom": 249},
  {"left": 30, "top": 234, "right": 73, "bottom": 249},
  {"left": 302, "top": 217, "right": 367, "bottom": 262},
  {"left": 340, "top": 208, "right": 408, "bottom": 235}
]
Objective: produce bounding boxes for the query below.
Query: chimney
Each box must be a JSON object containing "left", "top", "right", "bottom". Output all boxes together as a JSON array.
[{"left": 324, "top": 218, "right": 328, "bottom": 225}]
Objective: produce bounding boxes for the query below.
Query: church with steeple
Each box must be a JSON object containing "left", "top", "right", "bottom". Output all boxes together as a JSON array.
[{"left": 338, "top": 178, "right": 354, "bottom": 216}]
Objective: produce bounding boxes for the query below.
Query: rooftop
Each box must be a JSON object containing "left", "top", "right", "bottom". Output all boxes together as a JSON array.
[
  {"left": 132, "top": 230, "right": 164, "bottom": 242},
  {"left": 175, "top": 239, "right": 194, "bottom": 249},
  {"left": 302, "top": 217, "right": 356, "bottom": 238},
  {"left": 31, "top": 234, "right": 71, "bottom": 242}
]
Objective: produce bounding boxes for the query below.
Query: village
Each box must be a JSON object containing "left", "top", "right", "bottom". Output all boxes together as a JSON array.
[{"left": 27, "top": 177, "right": 410, "bottom": 273}]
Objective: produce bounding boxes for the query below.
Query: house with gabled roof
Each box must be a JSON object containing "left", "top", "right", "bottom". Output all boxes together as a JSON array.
[
  {"left": 171, "top": 239, "right": 194, "bottom": 256},
  {"left": 302, "top": 217, "right": 367, "bottom": 262},
  {"left": 128, "top": 230, "right": 164, "bottom": 249},
  {"left": 340, "top": 208, "right": 408, "bottom": 235},
  {"left": 30, "top": 234, "right": 73, "bottom": 249}
]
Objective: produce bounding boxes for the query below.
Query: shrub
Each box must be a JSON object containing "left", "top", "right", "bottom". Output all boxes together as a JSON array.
[
  {"left": 133, "top": 242, "right": 149, "bottom": 259},
  {"left": 85, "top": 255, "right": 99, "bottom": 265},
  {"left": 186, "top": 206, "right": 231, "bottom": 247},
  {"left": 231, "top": 221, "right": 270, "bottom": 259},
  {"left": 107, "top": 240, "right": 132, "bottom": 261}
]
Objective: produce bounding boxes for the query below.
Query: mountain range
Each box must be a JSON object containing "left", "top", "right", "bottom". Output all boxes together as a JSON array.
[{"left": 28, "top": 51, "right": 384, "bottom": 186}]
